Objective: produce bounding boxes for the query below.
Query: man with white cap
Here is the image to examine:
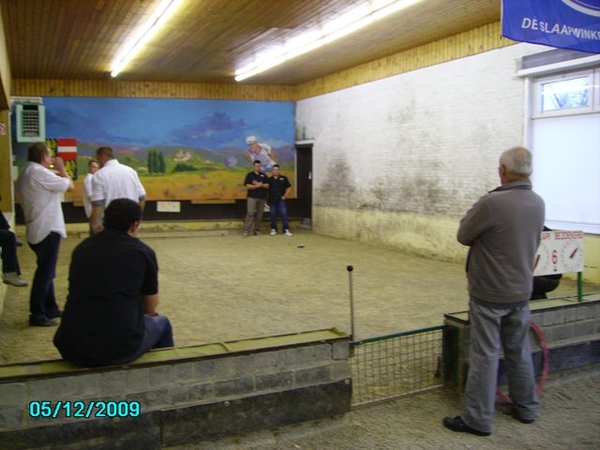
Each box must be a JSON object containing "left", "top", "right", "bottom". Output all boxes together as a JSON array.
[{"left": 246, "top": 136, "right": 276, "bottom": 173}]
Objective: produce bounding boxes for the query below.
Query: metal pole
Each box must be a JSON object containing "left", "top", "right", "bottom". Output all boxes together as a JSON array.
[{"left": 347, "top": 265, "right": 355, "bottom": 341}]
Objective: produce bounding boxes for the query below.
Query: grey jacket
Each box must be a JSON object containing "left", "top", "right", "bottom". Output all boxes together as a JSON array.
[{"left": 457, "top": 180, "right": 545, "bottom": 305}]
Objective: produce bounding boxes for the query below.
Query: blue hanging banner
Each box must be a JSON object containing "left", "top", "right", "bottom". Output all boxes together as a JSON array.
[{"left": 502, "top": 0, "right": 600, "bottom": 54}]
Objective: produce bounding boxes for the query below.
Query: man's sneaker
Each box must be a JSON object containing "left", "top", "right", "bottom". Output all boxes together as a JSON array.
[
  {"left": 284, "top": 230, "right": 293, "bottom": 237},
  {"left": 253, "top": 230, "right": 261, "bottom": 236},
  {"left": 242, "top": 232, "right": 248, "bottom": 238},
  {"left": 270, "top": 229, "right": 277, "bottom": 236}
]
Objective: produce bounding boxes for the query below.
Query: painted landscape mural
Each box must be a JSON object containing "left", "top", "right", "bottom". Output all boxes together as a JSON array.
[{"left": 12, "top": 98, "right": 296, "bottom": 204}]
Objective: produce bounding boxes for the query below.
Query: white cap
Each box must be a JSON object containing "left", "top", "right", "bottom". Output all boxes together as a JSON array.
[{"left": 246, "top": 136, "right": 257, "bottom": 145}]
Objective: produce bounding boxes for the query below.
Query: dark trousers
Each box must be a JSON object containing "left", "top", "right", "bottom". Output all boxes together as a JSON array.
[
  {"left": 0, "top": 230, "right": 20, "bottom": 274},
  {"left": 28, "top": 232, "right": 61, "bottom": 321}
]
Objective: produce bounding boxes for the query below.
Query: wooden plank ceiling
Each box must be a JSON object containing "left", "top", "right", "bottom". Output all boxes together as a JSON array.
[{"left": 1, "top": 0, "right": 501, "bottom": 85}]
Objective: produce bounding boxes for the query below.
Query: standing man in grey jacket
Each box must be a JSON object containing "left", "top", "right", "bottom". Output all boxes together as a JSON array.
[{"left": 444, "top": 146, "right": 545, "bottom": 436}]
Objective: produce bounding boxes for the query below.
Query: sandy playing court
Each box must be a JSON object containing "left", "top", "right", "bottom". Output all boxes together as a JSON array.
[
  {"left": 0, "top": 229, "right": 595, "bottom": 363},
  {"left": 1, "top": 229, "right": 599, "bottom": 449}
]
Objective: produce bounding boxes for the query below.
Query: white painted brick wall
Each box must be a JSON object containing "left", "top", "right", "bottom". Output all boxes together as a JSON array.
[{"left": 297, "top": 43, "right": 546, "bottom": 217}]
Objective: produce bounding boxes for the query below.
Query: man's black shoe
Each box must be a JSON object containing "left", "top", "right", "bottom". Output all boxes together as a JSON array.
[
  {"left": 443, "top": 416, "right": 490, "bottom": 436},
  {"left": 47, "top": 310, "right": 63, "bottom": 319},
  {"left": 516, "top": 417, "right": 535, "bottom": 424},
  {"left": 512, "top": 410, "right": 535, "bottom": 424},
  {"left": 29, "top": 317, "right": 58, "bottom": 327}
]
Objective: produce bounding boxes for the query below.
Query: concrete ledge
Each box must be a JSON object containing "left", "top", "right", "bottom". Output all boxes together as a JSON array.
[
  {"left": 162, "top": 379, "right": 351, "bottom": 447},
  {"left": 0, "top": 328, "right": 348, "bottom": 381},
  {"left": 0, "top": 380, "right": 351, "bottom": 450},
  {"left": 0, "top": 329, "right": 352, "bottom": 448},
  {"left": 442, "top": 298, "right": 600, "bottom": 391},
  {"left": 497, "top": 338, "right": 600, "bottom": 385},
  {"left": 14, "top": 218, "right": 306, "bottom": 241},
  {"left": 1, "top": 412, "right": 161, "bottom": 450}
]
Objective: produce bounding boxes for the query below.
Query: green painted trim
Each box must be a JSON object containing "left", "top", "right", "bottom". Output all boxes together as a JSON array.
[{"left": 358, "top": 325, "right": 444, "bottom": 344}]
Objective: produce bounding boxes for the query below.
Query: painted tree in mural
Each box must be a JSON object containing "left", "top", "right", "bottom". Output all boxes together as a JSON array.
[
  {"left": 148, "top": 150, "right": 165, "bottom": 174},
  {"left": 157, "top": 152, "right": 166, "bottom": 174},
  {"left": 147, "top": 150, "right": 156, "bottom": 174}
]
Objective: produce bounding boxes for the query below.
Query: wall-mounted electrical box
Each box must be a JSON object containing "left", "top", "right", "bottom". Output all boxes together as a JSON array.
[{"left": 15, "top": 102, "right": 46, "bottom": 142}]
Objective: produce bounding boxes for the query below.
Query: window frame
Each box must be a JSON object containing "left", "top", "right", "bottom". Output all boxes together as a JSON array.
[{"left": 532, "top": 69, "right": 596, "bottom": 119}]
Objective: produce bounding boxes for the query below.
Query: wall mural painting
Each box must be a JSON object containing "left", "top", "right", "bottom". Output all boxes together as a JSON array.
[{"left": 12, "top": 98, "right": 296, "bottom": 204}]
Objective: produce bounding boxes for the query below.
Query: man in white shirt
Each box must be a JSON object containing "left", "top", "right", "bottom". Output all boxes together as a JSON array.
[
  {"left": 89, "top": 146, "right": 146, "bottom": 234},
  {"left": 16, "top": 142, "right": 74, "bottom": 326},
  {"left": 83, "top": 159, "right": 99, "bottom": 234}
]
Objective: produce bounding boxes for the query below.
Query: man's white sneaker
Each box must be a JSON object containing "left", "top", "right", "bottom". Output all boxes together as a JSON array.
[
  {"left": 284, "top": 230, "right": 293, "bottom": 237},
  {"left": 270, "top": 229, "right": 277, "bottom": 236}
]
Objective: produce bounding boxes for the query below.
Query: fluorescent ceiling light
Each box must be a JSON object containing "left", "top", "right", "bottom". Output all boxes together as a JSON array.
[
  {"left": 323, "top": 15, "right": 374, "bottom": 44},
  {"left": 373, "top": 0, "right": 421, "bottom": 19},
  {"left": 111, "top": 0, "right": 183, "bottom": 78},
  {"left": 322, "top": 4, "right": 372, "bottom": 36},
  {"left": 235, "top": 0, "right": 423, "bottom": 82}
]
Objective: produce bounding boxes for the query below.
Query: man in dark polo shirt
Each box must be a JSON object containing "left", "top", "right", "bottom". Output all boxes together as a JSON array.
[
  {"left": 266, "top": 164, "right": 293, "bottom": 236},
  {"left": 54, "top": 198, "right": 173, "bottom": 366},
  {"left": 242, "top": 160, "right": 268, "bottom": 237}
]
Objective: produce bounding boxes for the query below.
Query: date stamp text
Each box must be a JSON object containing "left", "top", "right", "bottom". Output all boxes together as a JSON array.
[{"left": 29, "top": 400, "right": 140, "bottom": 418}]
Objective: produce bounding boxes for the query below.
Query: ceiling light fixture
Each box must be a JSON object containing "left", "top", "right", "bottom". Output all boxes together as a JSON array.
[
  {"left": 110, "top": 0, "right": 183, "bottom": 78},
  {"left": 234, "top": 0, "right": 423, "bottom": 82}
]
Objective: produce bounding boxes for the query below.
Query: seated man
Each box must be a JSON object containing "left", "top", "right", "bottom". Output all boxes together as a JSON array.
[
  {"left": 531, "top": 226, "right": 562, "bottom": 300},
  {"left": 531, "top": 273, "right": 562, "bottom": 300},
  {"left": 54, "top": 198, "right": 173, "bottom": 366}
]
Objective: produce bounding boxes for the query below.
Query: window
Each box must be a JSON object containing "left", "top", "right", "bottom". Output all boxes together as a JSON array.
[
  {"left": 540, "top": 75, "right": 590, "bottom": 112},
  {"left": 529, "top": 67, "right": 600, "bottom": 234}
]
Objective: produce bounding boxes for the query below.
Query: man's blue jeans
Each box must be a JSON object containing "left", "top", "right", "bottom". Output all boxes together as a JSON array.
[
  {"left": 140, "top": 314, "right": 174, "bottom": 351},
  {"left": 269, "top": 199, "right": 289, "bottom": 232},
  {"left": 28, "top": 232, "right": 61, "bottom": 321}
]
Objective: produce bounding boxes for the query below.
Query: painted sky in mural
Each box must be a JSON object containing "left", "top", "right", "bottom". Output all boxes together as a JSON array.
[{"left": 13, "top": 98, "right": 295, "bottom": 202}]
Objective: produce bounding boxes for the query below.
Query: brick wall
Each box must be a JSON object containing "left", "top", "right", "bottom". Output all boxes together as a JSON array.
[
  {"left": 443, "top": 298, "right": 600, "bottom": 392},
  {"left": 296, "top": 43, "right": 545, "bottom": 262},
  {"left": 0, "top": 330, "right": 352, "bottom": 449}
]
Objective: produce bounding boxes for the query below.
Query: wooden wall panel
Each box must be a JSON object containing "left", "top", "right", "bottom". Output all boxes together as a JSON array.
[
  {"left": 0, "top": 110, "right": 12, "bottom": 212},
  {"left": 11, "top": 79, "right": 297, "bottom": 102},
  {"left": 11, "top": 22, "right": 513, "bottom": 103},
  {"left": 296, "top": 22, "right": 515, "bottom": 100},
  {"left": 0, "top": 4, "right": 11, "bottom": 110}
]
